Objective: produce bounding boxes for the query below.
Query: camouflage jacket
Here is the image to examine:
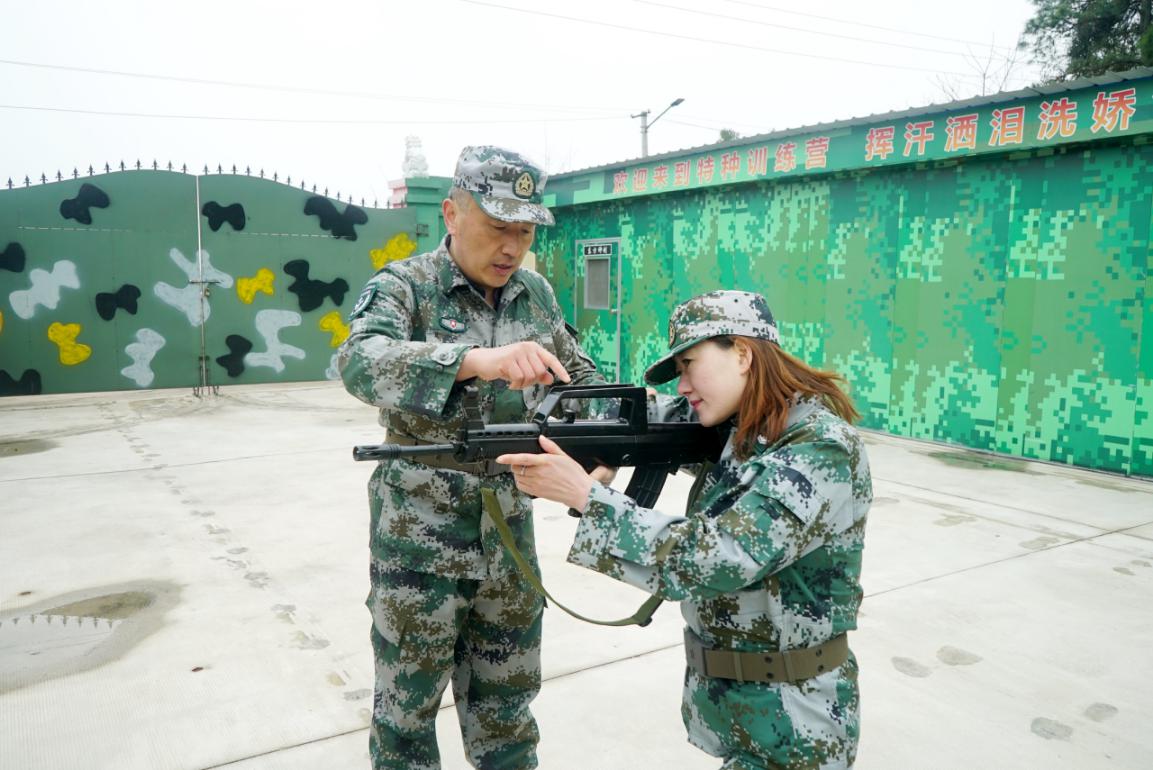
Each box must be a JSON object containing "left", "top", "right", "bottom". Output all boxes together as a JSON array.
[
  {"left": 340, "top": 237, "right": 602, "bottom": 579},
  {"left": 569, "top": 396, "right": 870, "bottom": 765}
]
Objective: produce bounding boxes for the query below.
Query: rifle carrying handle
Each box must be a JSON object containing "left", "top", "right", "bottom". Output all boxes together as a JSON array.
[{"left": 532, "top": 383, "right": 649, "bottom": 430}]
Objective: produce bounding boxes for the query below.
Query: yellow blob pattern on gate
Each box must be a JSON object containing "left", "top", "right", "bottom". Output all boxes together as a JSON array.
[
  {"left": 237, "top": 268, "right": 276, "bottom": 304},
  {"left": 370, "top": 232, "right": 418, "bottom": 271},
  {"left": 48, "top": 322, "right": 92, "bottom": 365},
  {"left": 319, "top": 311, "right": 350, "bottom": 348}
]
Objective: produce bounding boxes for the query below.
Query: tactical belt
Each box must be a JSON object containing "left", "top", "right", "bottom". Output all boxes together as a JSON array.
[
  {"left": 684, "top": 628, "right": 849, "bottom": 684},
  {"left": 388, "top": 433, "right": 509, "bottom": 476}
]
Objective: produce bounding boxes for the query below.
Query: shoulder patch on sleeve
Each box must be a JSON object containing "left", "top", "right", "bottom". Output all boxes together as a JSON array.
[{"left": 348, "top": 283, "right": 377, "bottom": 320}]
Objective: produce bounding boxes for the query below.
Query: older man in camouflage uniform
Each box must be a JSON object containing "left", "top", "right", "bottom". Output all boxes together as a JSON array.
[
  {"left": 339, "top": 146, "right": 602, "bottom": 769},
  {"left": 499, "top": 291, "right": 871, "bottom": 769}
]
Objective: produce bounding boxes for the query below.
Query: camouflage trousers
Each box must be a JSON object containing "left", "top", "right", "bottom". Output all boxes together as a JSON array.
[
  {"left": 684, "top": 655, "right": 860, "bottom": 769},
  {"left": 367, "top": 561, "right": 544, "bottom": 770}
]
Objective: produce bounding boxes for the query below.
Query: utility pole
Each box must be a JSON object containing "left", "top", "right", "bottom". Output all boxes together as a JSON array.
[
  {"left": 631, "top": 109, "right": 651, "bottom": 157},
  {"left": 631, "top": 98, "right": 684, "bottom": 158}
]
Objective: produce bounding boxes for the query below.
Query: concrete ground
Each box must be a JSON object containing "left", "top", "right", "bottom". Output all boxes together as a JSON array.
[{"left": 1, "top": 382, "right": 1151, "bottom": 770}]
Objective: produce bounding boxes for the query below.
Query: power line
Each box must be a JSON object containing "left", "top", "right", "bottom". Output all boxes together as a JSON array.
[
  {"left": 460, "top": 0, "right": 970, "bottom": 76},
  {"left": 0, "top": 103, "right": 627, "bottom": 126},
  {"left": 634, "top": 0, "right": 1020, "bottom": 64},
  {"left": 0, "top": 57, "right": 627, "bottom": 116},
  {"left": 676, "top": 114, "right": 773, "bottom": 132},
  {"left": 666, "top": 118, "right": 748, "bottom": 133},
  {"left": 715, "top": 0, "right": 1019, "bottom": 53},
  {"left": 0, "top": 102, "right": 780, "bottom": 150}
]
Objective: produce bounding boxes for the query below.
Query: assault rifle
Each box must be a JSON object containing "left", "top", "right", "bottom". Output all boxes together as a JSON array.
[
  {"left": 352, "top": 383, "right": 721, "bottom": 627},
  {"left": 352, "top": 383, "right": 724, "bottom": 509}
]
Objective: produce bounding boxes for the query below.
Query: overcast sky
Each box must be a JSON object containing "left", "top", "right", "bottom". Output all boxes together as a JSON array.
[{"left": 2, "top": 0, "right": 1044, "bottom": 205}]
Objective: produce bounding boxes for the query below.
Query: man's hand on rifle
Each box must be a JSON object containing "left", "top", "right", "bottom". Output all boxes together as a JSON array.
[
  {"left": 457, "top": 342, "right": 571, "bottom": 389},
  {"left": 498, "top": 435, "right": 595, "bottom": 511}
]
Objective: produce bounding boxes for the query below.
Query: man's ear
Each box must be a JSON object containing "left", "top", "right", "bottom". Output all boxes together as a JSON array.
[{"left": 442, "top": 197, "right": 459, "bottom": 235}]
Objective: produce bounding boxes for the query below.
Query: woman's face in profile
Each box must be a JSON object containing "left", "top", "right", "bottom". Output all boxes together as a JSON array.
[{"left": 674, "top": 339, "right": 749, "bottom": 426}]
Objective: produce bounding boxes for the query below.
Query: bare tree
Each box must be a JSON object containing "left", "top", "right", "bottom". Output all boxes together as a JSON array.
[{"left": 934, "top": 38, "right": 1025, "bottom": 101}]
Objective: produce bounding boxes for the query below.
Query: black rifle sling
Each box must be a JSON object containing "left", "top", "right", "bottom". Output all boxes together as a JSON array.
[{"left": 481, "top": 464, "right": 674, "bottom": 627}]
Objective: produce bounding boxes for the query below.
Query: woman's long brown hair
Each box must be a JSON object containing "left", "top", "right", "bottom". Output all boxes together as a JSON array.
[{"left": 713, "top": 336, "right": 860, "bottom": 459}]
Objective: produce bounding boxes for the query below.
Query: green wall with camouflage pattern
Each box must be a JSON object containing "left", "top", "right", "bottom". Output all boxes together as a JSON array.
[
  {"left": 536, "top": 73, "right": 1152, "bottom": 477},
  {"left": 0, "top": 170, "right": 423, "bottom": 396}
]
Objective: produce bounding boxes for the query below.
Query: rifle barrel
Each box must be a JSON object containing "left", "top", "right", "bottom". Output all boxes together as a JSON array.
[{"left": 352, "top": 443, "right": 457, "bottom": 462}]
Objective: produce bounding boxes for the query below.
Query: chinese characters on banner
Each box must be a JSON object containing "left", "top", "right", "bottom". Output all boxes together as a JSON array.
[
  {"left": 616, "top": 137, "right": 835, "bottom": 193},
  {"left": 774, "top": 143, "right": 798, "bottom": 172},
  {"left": 944, "top": 114, "right": 979, "bottom": 152},
  {"left": 1091, "top": 88, "right": 1137, "bottom": 132},
  {"left": 1038, "top": 98, "right": 1077, "bottom": 139},
  {"left": 865, "top": 127, "right": 895, "bottom": 161},
  {"left": 867, "top": 87, "right": 1135, "bottom": 159},
  {"left": 606, "top": 86, "right": 1141, "bottom": 197},
  {"left": 903, "top": 121, "right": 935, "bottom": 156},
  {"left": 805, "top": 137, "right": 830, "bottom": 169}
]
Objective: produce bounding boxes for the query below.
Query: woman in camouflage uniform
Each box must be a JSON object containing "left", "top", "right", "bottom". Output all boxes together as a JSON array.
[{"left": 498, "top": 290, "right": 871, "bottom": 769}]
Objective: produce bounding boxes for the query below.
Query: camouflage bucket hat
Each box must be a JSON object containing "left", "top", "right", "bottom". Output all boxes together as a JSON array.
[
  {"left": 644, "top": 290, "right": 779, "bottom": 385},
  {"left": 452, "top": 145, "right": 554, "bottom": 226}
]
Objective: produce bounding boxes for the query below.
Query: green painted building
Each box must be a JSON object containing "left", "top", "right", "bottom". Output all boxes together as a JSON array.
[{"left": 534, "top": 69, "right": 1152, "bottom": 477}]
